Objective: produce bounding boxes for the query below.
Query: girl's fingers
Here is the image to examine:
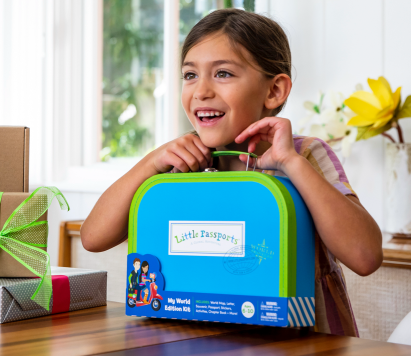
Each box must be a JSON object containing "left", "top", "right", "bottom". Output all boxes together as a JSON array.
[
  {"left": 164, "top": 134, "right": 211, "bottom": 173},
  {"left": 238, "top": 154, "right": 260, "bottom": 170},
  {"left": 248, "top": 117, "right": 278, "bottom": 135},
  {"left": 236, "top": 117, "right": 289, "bottom": 144},
  {"left": 171, "top": 137, "right": 212, "bottom": 172},
  {"left": 255, "top": 133, "right": 271, "bottom": 142},
  {"left": 192, "top": 135, "right": 212, "bottom": 166},
  {"left": 248, "top": 134, "right": 261, "bottom": 153},
  {"left": 168, "top": 153, "right": 190, "bottom": 173},
  {"left": 186, "top": 141, "right": 209, "bottom": 171},
  {"left": 173, "top": 148, "right": 200, "bottom": 172},
  {"left": 236, "top": 117, "right": 277, "bottom": 143},
  {"left": 235, "top": 121, "right": 260, "bottom": 143}
]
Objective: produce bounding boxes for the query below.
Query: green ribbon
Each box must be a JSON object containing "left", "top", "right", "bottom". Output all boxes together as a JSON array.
[{"left": 0, "top": 187, "right": 69, "bottom": 311}]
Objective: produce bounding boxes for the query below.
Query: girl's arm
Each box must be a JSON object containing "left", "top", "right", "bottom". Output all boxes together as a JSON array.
[
  {"left": 80, "top": 134, "right": 212, "bottom": 252},
  {"left": 236, "top": 117, "right": 383, "bottom": 276},
  {"left": 281, "top": 154, "right": 382, "bottom": 276}
]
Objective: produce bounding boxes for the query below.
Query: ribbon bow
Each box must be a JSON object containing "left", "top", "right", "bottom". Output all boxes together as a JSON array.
[{"left": 0, "top": 187, "right": 69, "bottom": 311}]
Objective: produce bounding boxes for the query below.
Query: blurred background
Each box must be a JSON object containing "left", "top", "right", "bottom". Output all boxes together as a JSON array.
[{"left": 1, "top": 0, "right": 411, "bottom": 342}]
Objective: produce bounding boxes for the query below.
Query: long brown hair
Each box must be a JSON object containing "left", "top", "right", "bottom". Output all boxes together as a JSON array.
[{"left": 181, "top": 8, "right": 292, "bottom": 116}]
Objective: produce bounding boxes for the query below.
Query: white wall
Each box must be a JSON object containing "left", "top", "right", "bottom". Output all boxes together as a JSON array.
[
  {"left": 0, "top": 0, "right": 45, "bottom": 184},
  {"left": 0, "top": 0, "right": 104, "bottom": 267},
  {"left": 0, "top": 0, "right": 101, "bottom": 184},
  {"left": 260, "top": 0, "right": 411, "bottom": 232}
]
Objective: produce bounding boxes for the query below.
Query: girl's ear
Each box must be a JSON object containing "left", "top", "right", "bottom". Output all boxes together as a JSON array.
[{"left": 264, "top": 74, "right": 292, "bottom": 112}]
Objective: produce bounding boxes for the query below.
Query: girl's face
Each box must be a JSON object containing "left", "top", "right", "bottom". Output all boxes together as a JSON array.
[
  {"left": 143, "top": 265, "right": 148, "bottom": 273},
  {"left": 181, "top": 34, "right": 272, "bottom": 148}
]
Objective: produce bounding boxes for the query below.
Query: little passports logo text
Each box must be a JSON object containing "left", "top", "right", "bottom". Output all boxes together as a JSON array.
[
  {"left": 169, "top": 221, "right": 245, "bottom": 257},
  {"left": 174, "top": 230, "right": 239, "bottom": 245}
]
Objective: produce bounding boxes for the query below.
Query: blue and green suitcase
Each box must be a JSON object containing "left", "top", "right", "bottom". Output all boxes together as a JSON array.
[{"left": 126, "top": 151, "right": 315, "bottom": 327}]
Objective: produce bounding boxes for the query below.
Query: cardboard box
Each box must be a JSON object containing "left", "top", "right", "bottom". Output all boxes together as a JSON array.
[
  {"left": 0, "top": 267, "right": 107, "bottom": 323},
  {"left": 126, "top": 169, "right": 315, "bottom": 328},
  {"left": 0, "top": 192, "right": 47, "bottom": 277},
  {"left": 0, "top": 126, "right": 30, "bottom": 192}
]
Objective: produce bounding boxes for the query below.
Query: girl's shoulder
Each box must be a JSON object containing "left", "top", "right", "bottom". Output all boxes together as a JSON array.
[
  {"left": 264, "top": 135, "right": 333, "bottom": 177},
  {"left": 292, "top": 134, "right": 356, "bottom": 197},
  {"left": 292, "top": 134, "right": 331, "bottom": 157}
]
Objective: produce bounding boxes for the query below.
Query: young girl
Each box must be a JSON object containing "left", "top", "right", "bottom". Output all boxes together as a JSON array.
[{"left": 81, "top": 9, "right": 382, "bottom": 337}]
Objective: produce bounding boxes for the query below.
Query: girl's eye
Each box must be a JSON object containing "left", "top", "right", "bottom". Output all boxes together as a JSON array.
[
  {"left": 183, "top": 72, "right": 197, "bottom": 80},
  {"left": 216, "top": 70, "right": 232, "bottom": 79}
]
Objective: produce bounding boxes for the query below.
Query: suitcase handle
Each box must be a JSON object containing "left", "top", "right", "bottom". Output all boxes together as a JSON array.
[
  {"left": 211, "top": 151, "right": 258, "bottom": 171},
  {"left": 211, "top": 151, "right": 257, "bottom": 158}
]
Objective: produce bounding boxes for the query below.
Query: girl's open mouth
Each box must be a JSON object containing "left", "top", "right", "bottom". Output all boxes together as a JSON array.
[{"left": 195, "top": 110, "right": 225, "bottom": 126}]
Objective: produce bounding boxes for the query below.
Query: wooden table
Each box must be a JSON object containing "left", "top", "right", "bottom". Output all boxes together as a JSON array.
[{"left": 1, "top": 302, "right": 410, "bottom": 356}]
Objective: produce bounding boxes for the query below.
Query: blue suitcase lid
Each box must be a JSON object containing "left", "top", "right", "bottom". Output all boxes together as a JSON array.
[{"left": 128, "top": 169, "right": 315, "bottom": 298}]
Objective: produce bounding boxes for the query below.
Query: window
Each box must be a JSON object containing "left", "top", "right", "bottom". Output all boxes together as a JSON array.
[
  {"left": 102, "top": 0, "right": 164, "bottom": 161},
  {"left": 101, "top": 0, "right": 254, "bottom": 162}
]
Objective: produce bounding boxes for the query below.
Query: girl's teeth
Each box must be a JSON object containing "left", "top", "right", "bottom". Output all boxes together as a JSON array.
[{"left": 196, "top": 111, "right": 225, "bottom": 118}]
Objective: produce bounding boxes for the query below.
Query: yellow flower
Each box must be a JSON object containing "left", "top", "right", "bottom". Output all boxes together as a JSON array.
[{"left": 345, "top": 77, "right": 401, "bottom": 129}]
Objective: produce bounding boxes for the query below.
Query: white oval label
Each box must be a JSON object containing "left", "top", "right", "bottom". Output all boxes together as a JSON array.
[{"left": 241, "top": 301, "right": 255, "bottom": 318}]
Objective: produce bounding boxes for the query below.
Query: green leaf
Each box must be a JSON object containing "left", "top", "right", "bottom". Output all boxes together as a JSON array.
[
  {"left": 397, "top": 95, "right": 411, "bottom": 119},
  {"left": 356, "top": 126, "right": 368, "bottom": 141},
  {"left": 313, "top": 105, "right": 320, "bottom": 114},
  {"left": 356, "top": 122, "right": 392, "bottom": 141}
]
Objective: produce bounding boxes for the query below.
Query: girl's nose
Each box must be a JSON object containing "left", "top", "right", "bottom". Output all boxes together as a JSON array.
[{"left": 193, "top": 78, "right": 215, "bottom": 101}]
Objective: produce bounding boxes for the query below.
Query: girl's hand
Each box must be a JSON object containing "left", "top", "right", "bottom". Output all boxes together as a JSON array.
[
  {"left": 235, "top": 117, "right": 299, "bottom": 173},
  {"left": 148, "top": 134, "right": 212, "bottom": 173}
]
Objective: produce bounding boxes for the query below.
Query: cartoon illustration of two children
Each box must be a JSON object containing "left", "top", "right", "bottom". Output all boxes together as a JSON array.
[{"left": 128, "top": 258, "right": 156, "bottom": 303}]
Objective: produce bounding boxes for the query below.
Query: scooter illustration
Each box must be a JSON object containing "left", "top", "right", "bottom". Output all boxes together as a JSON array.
[{"left": 127, "top": 274, "right": 163, "bottom": 311}]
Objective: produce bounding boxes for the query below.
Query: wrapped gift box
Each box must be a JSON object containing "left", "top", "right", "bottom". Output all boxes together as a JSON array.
[
  {"left": 0, "top": 192, "right": 48, "bottom": 277},
  {"left": 0, "top": 267, "right": 107, "bottom": 324},
  {"left": 0, "top": 126, "right": 30, "bottom": 192}
]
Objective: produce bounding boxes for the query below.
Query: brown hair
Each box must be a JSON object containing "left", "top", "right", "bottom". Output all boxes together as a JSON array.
[
  {"left": 181, "top": 8, "right": 292, "bottom": 115},
  {"left": 133, "top": 258, "right": 140, "bottom": 265}
]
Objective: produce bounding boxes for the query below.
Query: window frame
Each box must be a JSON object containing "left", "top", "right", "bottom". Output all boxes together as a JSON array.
[
  {"left": 44, "top": 0, "right": 179, "bottom": 192},
  {"left": 60, "top": 0, "right": 180, "bottom": 193}
]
